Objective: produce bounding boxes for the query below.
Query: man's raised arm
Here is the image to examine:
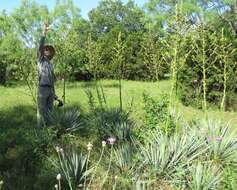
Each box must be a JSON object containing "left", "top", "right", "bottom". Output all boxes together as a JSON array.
[{"left": 38, "top": 22, "right": 48, "bottom": 59}]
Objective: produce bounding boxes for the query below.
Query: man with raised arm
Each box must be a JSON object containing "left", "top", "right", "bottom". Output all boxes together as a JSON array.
[{"left": 37, "top": 21, "right": 62, "bottom": 127}]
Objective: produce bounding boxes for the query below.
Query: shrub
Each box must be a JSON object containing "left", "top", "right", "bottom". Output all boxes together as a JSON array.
[{"left": 139, "top": 93, "right": 177, "bottom": 139}]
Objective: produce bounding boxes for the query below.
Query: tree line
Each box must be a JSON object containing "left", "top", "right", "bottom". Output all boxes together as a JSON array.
[{"left": 1, "top": 0, "right": 237, "bottom": 110}]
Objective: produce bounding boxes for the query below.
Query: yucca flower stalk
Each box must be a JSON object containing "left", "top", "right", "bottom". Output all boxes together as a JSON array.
[
  {"left": 142, "top": 24, "right": 163, "bottom": 81},
  {"left": 86, "top": 33, "right": 102, "bottom": 81},
  {"left": 201, "top": 25, "right": 207, "bottom": 113},
  {"left": 191, "top": 18, "right": 219, "bottom": 115},
  {"left": 112, "top": 31, "right": 125, "bottom": 112},
  {"left": 161, "top": 0, "right": 192, "bottom": 134},
  {"left": 218, "top": 28, "right": 235, "bottom": 111}
]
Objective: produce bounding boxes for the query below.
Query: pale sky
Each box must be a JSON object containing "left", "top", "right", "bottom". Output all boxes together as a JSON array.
[{"left": 0, "top": 0, "right": 148, "bottom": 19}]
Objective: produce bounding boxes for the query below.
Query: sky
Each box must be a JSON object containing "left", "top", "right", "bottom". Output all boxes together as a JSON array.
[{"left": 0, "top": 0, "right": 148, "bottom": 19}]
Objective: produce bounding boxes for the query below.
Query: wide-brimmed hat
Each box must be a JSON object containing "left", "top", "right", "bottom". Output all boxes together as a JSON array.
[{"left": 43, "top": 45, "right": 55, "bottom": 57}]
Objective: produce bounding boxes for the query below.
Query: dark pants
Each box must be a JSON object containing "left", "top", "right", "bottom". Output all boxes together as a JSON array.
[{"left": 37, "top": 86, "right": 54, "bottom": 127}]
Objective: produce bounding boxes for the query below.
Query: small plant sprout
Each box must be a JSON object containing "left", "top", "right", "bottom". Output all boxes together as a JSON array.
[{"left": 101, "top": 138, "right": 115, "bottom": 189}]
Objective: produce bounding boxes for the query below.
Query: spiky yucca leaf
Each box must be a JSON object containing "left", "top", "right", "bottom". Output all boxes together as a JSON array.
[
  {"left": 140, "top": 129, "right": 205, "bottom": 178},
  {"left": 53, "top": 148, "right": 92, "bottom": 189},
  {"left": 112, "top": 143, "right": 136, "bottom": 174},
  {"left": 187, "top": 162, "right": 222, "bottom": 190},
  {"left": 49, "top": 108, "right": 82, "bottom": 134},
  {"left": 196, "top": 119, "right": 237, "bottom": 166}
]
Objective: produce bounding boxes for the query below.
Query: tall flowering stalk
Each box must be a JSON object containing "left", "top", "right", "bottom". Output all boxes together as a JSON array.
[
  {"left": 161, "top": 0, "right": 192, "bottom": 134},
  {"left": 86, "top": 33, "right": 102, "bottom": 81},
  {"left": 218, "top": 28, "right": 235, "bottom": 111},
  {"left": 162, "top": 0, "right": 191, "bottom": 109},
  {"left": 192, "top": 20, "right": 218, "bottom": 115},
  {"left": 113, "top": 31, "right": 125, "bottom": 112},
  {"left": 142, "top": 25, "right": 163, "bottom": 81}
]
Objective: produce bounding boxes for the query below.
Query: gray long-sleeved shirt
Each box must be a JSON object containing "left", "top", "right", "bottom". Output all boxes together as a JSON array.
[{"left": 37, "top": 36, "right": 55, "bottom": 86}]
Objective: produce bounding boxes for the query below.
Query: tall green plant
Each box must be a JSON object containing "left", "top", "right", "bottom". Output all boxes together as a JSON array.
[
  {"left": 218, "top": 28, "right": 235, "bottom": 111},
  {"left": 162, "top": 0, "right": 192, "bottom": 108},
  {"left": 86, "top": 33, "right": 102, "bottom": 80},
  {"left": 112, "top": 31, "right": 125, "bottom": 112},
  {"left": 142, "top": 27, "right": 164, "bottom": 81}
]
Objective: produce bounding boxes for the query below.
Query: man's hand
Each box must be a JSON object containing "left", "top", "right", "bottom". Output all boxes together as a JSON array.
[
  {"left": 43, "top": 21, "right": 49, "bottom": 36},
  {"left": 57, "top": 99, "right": 64, "bottom": 107}
]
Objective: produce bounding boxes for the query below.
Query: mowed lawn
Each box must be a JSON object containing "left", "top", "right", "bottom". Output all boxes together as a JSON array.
[{"left": 1, "top": 79, "right": 237, "bottom": 127}]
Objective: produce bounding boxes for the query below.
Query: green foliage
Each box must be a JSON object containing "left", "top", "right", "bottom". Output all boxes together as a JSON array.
[
  {"left": 141, "top": 93, "right": 176, "bottom": 138},
  {"left": 178, "top": 26, "right": 237, "bottom": 110},
  {"left": 195, "top": 119, "right": 237, "bottom": 166},
  {"left": 53, "top": 148, "right": 90, "bottom": 190},
  {"left": 222, "top": 166, "right": 237, "bottom": 190},
  {"left": 48, "top": 107, "right": 83, "bottom": 138},
  {"left": 139, "top": 128, "right": 204, "bottom": 179},
  {"left": 186, "top": 162, "right": 222, "bottom": 190},
  {"left": 85, "top": 86, "right": 134, "bottom": 142}
]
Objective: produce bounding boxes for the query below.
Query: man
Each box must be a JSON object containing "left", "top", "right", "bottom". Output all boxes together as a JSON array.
[{"left": 37, "top": 21, "right": 62, "bottom": 126}]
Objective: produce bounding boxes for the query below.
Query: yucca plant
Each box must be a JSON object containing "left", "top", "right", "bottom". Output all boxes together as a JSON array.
[
  {"left": 112, "top": 143, "right": 136, "bottom": 174},
  {"left": 48, "top": 108, "right": 82, "bottom": 137},
  {"left": 139, "top": 128, "right": 205, "bottom": 179},
  {"left": 53, "top": 147, "right": 91, "bottom": 190},
  {"left": 195, "top": 119, "right": 237, "bottom": 167},
  {"left": 90, "top": 107, "right": 134, "bottom": 142},
  {"left": 186, "top": 162, "right": 222, "bottom": 190}
]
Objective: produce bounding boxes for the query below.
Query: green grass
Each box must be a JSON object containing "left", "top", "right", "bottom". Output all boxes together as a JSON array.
[
  {"left": 1, "top": 79, "right": 237, "bottom": 190},
  {"left": 1, "top": 79, "right": 237, "bottom": 127}
]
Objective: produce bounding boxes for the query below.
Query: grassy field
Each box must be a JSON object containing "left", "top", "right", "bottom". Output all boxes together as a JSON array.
[{"left": 1, "top": 79, "right": 237, "bottom": 127}]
